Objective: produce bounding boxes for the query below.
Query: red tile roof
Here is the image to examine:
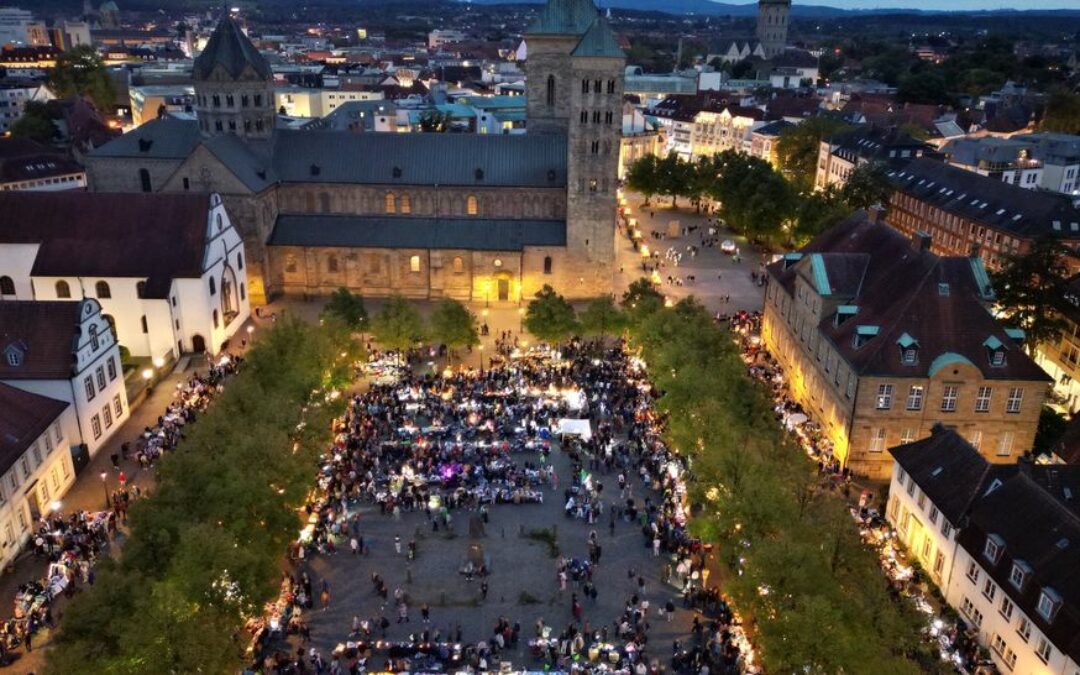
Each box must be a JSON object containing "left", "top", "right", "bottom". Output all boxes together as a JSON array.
[
  {"left": 0, "top": 382, "right": 69, "bottom": 475},
  {"left": 0, "top": 301, "right": 85, "bottom": 380},
  {"left": 0, "top": 192, "right": 212, "bottom": 298}
]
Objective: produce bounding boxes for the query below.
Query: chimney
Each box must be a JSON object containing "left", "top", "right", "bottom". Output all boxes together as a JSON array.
[{"left": 912, "top": 230, "right": 932, "bottom": 252}]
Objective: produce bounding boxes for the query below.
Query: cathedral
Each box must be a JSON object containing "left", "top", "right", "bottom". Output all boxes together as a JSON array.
[
  {"left": 715, "top": 0, "right": 791, "bottom": 64},
  {"left": 84, "top": 0, "right": 625, "bottom": 306}
]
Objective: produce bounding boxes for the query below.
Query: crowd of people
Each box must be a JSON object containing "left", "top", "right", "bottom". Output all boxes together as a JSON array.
[{"left": 249, "top": 340, "right": 758, "bottom": 674}]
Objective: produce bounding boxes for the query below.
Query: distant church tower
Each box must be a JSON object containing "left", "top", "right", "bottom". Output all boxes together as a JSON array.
[
  {"left": 192, "top": 16, "right": 276, "bottom": 140},
  {"left": 525, "top": 0, "right": 625, "bottom": 293},
  {"left": 756, "top": 0, "right": 791, "bottom": 59}
]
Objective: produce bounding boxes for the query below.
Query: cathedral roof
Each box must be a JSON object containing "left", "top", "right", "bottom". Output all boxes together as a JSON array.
[
  {"left": 193, "top": 15, "right": 272, "bottom": 82},
  {"left": 526, "top": 0, "right": 600, "bottom": 36},
  {"left": 571, "top": 16, "right": 625, "bottom": 59}
]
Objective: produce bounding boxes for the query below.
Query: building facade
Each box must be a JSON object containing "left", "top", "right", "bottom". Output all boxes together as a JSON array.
[
  {"left": 762, "top": 216, "right": 1050, "bottom": 479},
  {"left": 756, "top": 0, "right": 791, "bottom": 59},
  {"left": 84, "top": 3, "right": 624, "bottom": 305},
  {"left": 815, "top": 125, "right": 927, "bottom": 191},
  {"left": 0, "top": 191, "right": 250, "bottom": 359},
  {"left": 884, "top": 158, "right": 1080, "bottom": 272},
  {"left": 0, "top": 383, "right": 78, "bottom": 568},
  {"left": 0, "top": 300, "right": 128, "bottom": 457},
  {"left": 887, "top": 430, "right": 1080, "bottom": 675}
]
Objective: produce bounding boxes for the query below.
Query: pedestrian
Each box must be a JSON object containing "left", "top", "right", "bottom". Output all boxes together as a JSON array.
[
  {"left": 394, "top": 535, "right": 401, "bottom": 554},
  {"left": 481, "top": 581, "right": 489, "bottom": 601},
  {"left": 350, "top": 537, "right": 360, "bottom": 555},
  {"left": 665, "top": 599, "right": 675, "bottom": 622},
  {"left": 320, "top": 580, "right": 331, "bottom": 610},
  {"left": 421, "top": 604, "right": 430, "bottom": 624},
  {"left": 653, "top": 536, "right": 661, "bottom": 557}
]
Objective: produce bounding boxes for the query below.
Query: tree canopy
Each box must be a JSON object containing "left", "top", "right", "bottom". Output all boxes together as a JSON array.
[
  {"left": 525, "top": 285, "right": 579, "bottom": 344},
  {"left": 1041, "top": 91, "right": 1080, "bottom": 135},
  {"left": 840, "top": 162, "right": 893, "bottom": 211},
  {"left": 370, "top": 295, "right": 427, "bottom": 351},
  {"left": 579, "top": 295, "right": 626, "bottom": 338},
  {"left": 10, "top": 101, "right": 57, "bottom": 143},
  {"left": 47, "top": 46, "right": 115, "bottom": 111},
  {"left": 45, "top": 319, "right": 360, "bottom": 674},
  {"left": 321, "top": 287, "right": 368, "bottom": 331},
  {"left": 776, "top": 117, "right": 850, "bottom": 193},
  {"left": 990, "top": 237, "right": 1074, "bottom": 353},
  {"left": 429, "top": 298, "right": 479, "bottom": 356}
]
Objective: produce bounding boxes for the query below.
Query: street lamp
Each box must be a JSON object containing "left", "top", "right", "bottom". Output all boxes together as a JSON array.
[
  {"left": 478, "top": 344, "right": 484, "bottom": 373},
  {"left": 142, "top": 367, "right": 154, "bottom": 394},
  {"left": 518, "top": 307, "right": 525, "bottom": 333},
  {"left": 100, "top": 471, "right": 109, "bottom": 507}
]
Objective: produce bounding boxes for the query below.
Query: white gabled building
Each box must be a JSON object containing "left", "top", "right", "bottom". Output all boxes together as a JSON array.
[
  {"left": 0, "top": 191, "right": 250, "bottom": 361},
  {"left": 0, "top": 300, "right": 129, "bottom": 458},
  {"left": 0, "top": 382, "right": 78, "bottom": 568},
  {"left": 888, "top": 426, "right": 1080, "bottom": 675}
]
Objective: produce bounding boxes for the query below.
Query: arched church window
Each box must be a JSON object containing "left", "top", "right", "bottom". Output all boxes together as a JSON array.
[
  {"left": 466, "top": 195, "right": 478, "bottom": 216},
  {"left": 55, "top": 280, "right": 71, "bottom": 298},
  {"left": 546, "top": 75, "right": 556, "bottom": 107},
  {"left": 385, "top": 192, "right": 396, "bottom": 214}
]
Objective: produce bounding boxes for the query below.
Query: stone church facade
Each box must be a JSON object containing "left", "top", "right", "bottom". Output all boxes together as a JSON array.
[{"left": 84, "top": 1, "right": 624, "bottom": 306}]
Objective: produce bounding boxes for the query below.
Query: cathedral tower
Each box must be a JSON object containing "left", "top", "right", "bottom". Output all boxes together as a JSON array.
[
  {"left": 756, "top": 0, "right": 791, "bottom": 59},
  {"left": 525, "top": 0, "right": 625, "bottom": 294},
  {"left": 192, "top": 16, "right": 276, "bottom": 140}
]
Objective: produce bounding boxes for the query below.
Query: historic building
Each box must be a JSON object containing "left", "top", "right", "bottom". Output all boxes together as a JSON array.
[
  {"left": 883, "top": 158, "right": 1080, "bottom": 273},
  {"left": 83, "top": 0, "right": 625, "bottom": 305},
  {"left": 815, "top": 125, "right": 928, "bottom": 191},
  {"left": 887, "top": 428, "right": 1080, "bottom": 675},
  {"left": 762, "top": 215, "right": 1050, "bottom": 480},
  {"left": 755, "top": 0, "right": 791, "bottom": 59},
  {"left": 0, "top": 191, "right": 249, "bottom": 360}
]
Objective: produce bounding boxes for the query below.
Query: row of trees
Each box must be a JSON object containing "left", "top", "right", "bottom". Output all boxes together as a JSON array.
[
  {"left": 611, "top": 283, "right": 942, "bottom": 672},
  {"left": 46, "top": 318, "right": 362, "bottom": 673},
  {"left": 625, "top": 147, "right": 892, "bottom": 248}
]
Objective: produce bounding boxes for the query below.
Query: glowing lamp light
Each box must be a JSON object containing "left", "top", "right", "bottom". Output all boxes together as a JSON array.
[
  {"left": 141, "top": 368, "right": 154, "bottom": 381},
  {"left": 247, "top": 325, "right": 254, "bottom": 335},
  {"left": 664, "top": 297, "right": 674, "bottom": 308},
  {"left": 50, "top": 500, "right": 62, "bottom": 513},
  {"left": 152, "top": 357, "right": 165, "bottom": 368}
]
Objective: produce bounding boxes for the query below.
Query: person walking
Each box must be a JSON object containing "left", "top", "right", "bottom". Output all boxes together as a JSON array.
[
  {"left": 320, "top": 580, "right": 331, "bottom": 610},
  {"left": 394, "top": 536, "right": 402, "bottom": 554}
]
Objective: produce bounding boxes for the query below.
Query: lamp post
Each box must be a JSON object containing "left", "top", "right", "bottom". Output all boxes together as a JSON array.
[
  {"left": 246, "top": 324, "right": 254, "bottom": 347},
  {"left": 100, "top": 471, "right": 109, "bottom": 508},
  {"left": 518, "top": 307, "right": 525, "bottom": 333},
  {"left": 478, "top": 344, "right": 484, "bottom": 374},
  {"left": 142, "top": 367, "right": 155, "bottom": 395}
]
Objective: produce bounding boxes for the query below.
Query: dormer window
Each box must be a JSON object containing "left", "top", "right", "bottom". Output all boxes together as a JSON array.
[
  {"left": 782, "top": 252, "right": 803, "bottom": 270},
  {"left": 1037, "top": 588, "right": 1061, "bottom": 622},
  {"left": 4, "top": 346, "right": 22, "bottom": 367},
  {"left": 897, "top": 333, "right": 919, "bottom": 364},
  {"left": 852, "top": 325, "right": 879, "bottom": 350},
  {"left": 1010, "top": 560, "right": 1030, "bottom": 589},
  {"left": 984, "top": 336, "right": 1006, "bottom": 367},
  {"left": 835, "top": 305, "right": 858, "bottom": 327},
  {"left": 983, "top": 533, "right": 1004, "bottom": 564}
]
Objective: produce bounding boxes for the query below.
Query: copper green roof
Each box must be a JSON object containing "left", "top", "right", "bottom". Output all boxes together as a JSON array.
[
  {"left": 928, "top": 352, "right": 976, "bottom": 377},
  {"left": 527, "top": 0, "right": 599, "bottom": 36},
  {"left": 571, "top": 16, "right": 625, "bottom": 58},
  {"left": 194, "top": 16, "right": 273, "bottom": 82}
]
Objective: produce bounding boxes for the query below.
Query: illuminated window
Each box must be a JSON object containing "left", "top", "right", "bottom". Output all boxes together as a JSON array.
[
  {"left": 410, "top": 255, "right": 421, "bottom": 273},
  {"left": 400, "top": 194, "right": 411, "bottom": 214},
  {"left": 452, "top": 256, "right": 464, "bottom": 273},
  {"left": 385, "top": 192, "right": 396, "bottom": 213},
  {"left": 467, "top": 195, "right": 478, "bottom": 215}
]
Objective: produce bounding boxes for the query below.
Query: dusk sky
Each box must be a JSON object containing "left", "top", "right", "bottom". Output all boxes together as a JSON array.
[{"left": 768, "top": 0, "right": 1080, "bottom": 8}]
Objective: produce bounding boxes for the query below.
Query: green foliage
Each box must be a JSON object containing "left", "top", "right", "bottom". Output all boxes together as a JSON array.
[
  {"left": 418, "top": 109, "right": 451, "bottom": 132},
  {"left": 370, "top": 295, "right": 427, "bottom": 352},
  {"left": 624, "top": 300, "right": 933, "bottom": 674},
  {"left": 45, "top": 319, "right": 358, "bottom": 674},
  {"left": 579, "top": 295, "right": 626, "bottom": 338},
  {"left": 708, "top": 150, "right": 798, "bottom": 247},
  {"left": 429, "top": 298, "right": 479, "bottom": 353},
  {"left": 896, "top": 70, "right": 952, "bottom": 105},
  {"left": 47, "top": 46, "right": 115, "bottom": 111},
  {"left": 776, "top": 117, "right": 850, "bottom": 193},
  {"left": 626, "top": 153, "right": 661, "bottom": 205},
  {"left": 321, "top": 287, "right": 368, "bottom": 330},
  {"left": 1041, "top": 91, "right": 1080, "bottom": 135},
  {"left": 990, "top": 236, "right": 1073, "bottom": 353},
  {"left": 791, "top": 186, "right": 848, "bottom": 248},
  {"left": 840, "top": 162, "right": 893, "bottom": 211},
  {"left": 10, "top": 101, "right": 57, "bottom": 143},
  {"left": 621, "top": 277, "right": 665, "bottom": 325},
  {"left": 1033, "top": 406, "right": 1069, "bottom": 457},
  {"left": 117, "top": 345, "right": 131, "bottom": 365},
  {"left": 525, "top": 284, "right": 579, "bottom": 344}
]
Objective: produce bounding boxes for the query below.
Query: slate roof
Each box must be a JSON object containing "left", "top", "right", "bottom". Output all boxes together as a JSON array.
[
  {"left": 0, "top": 192, "right": 212, "bottom": 298},
  {"left": 958, "top": 467, "right": 1080, "bottom": 663},
  {"left": 887, "top": 158, "right": 1080, "bottom": 239},
  {"left": 942, "top": 136, "right": 1034, "bottom": 168},
  {"left": 752, "top": 119, "right": 795, "bottom": 137},
  {"left": 767, "top": 215, "right": 1051, "bottom": 382},
  {"left": 890, "top": 426, "right": 1017, "bottom": 525},
  {"left": 268, "top": 215, "right": 566, "bottom": 251},
  {"left": 87, "top": 117, "right": 201, "bottom": 160},
  {"left": 570, "top": 16, "right": 625, "bottom": 59},
  {"left": 201, "top": 133, "right": 276, "bottom": 192},
  {"left": 526, "top": 0, "right": 600, "bottom": 36},
  {"left": 0, "top": 383, "right": 69, "bottom": 475},
  {"left": 270, "top": 131, "right": 567, "bottom": 188},
  {"left": 193, "top": 16, "right": 273, "bottom": 82},
  {"left": 827, "top": 125, "right": 927, "bottom": 164},
  {"left": 0, "top": 301, "right": 85, "bottom": 380}
]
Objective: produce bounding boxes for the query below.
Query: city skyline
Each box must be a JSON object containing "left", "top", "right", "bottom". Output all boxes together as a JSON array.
[{"left": 742, "top": 0, "right": 1080, "bottom": 9}]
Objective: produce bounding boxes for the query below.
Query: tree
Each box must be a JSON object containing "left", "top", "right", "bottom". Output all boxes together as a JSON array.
[
  {"left": 10, "top": 101, "right": 57, "bottom": 143},
  {"left": 1041, "top": 91, "right": 1080, "bottom": 135},
  {"left": 991, "top": 237, "right": 1073, "bottom": 354},
  {"left": 840, "top": 162, "right": 893, "bottom": 211},
  {"left": 579, "top": 295, "right": 626, "bottom": 338},
  {"left": 626, "top": 154, "right": 661, "bottom": 205},
  {"left": 47, "top": 45, "right": 115, "bottom": 111},
  {"left": 657, "top": 152, "right": 695, "bottom": 208},
  {"left": 429, "top": 298, "right": 479, "bottom": 360},
  {"left": 321, "top": 287, "right": 368, "bottom": 331},
  {"left": 791, "top": 186, "right": 848, "bottom": 247},
  {"left": 370, "top": 295, "right": 426, "bottom": 352},
  {"left": 1033, "top": 406, "right": 1068, "bottom": 456},
  {"left": 525, "top": 285, "right": 579, "bottom": 344},
  {"left": 896, "top": 70, "right": 952, "bottom": 106},
  {"left": 621, "top": 278, "right": 665, "bottom": 325},
  {"left": 418, "top": 109, "right": 450, "bottom": 132},
  {"left": 775, "top": 117, "right": 850, "bottom": 192}
]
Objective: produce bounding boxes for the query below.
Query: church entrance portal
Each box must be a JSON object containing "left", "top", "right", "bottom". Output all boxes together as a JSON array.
[
  {"left": 191, "top": 335, "right": 207, "bottom": 353},
  {"left": 497, "top": 278, "right": 510, "bottom": 302}
]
